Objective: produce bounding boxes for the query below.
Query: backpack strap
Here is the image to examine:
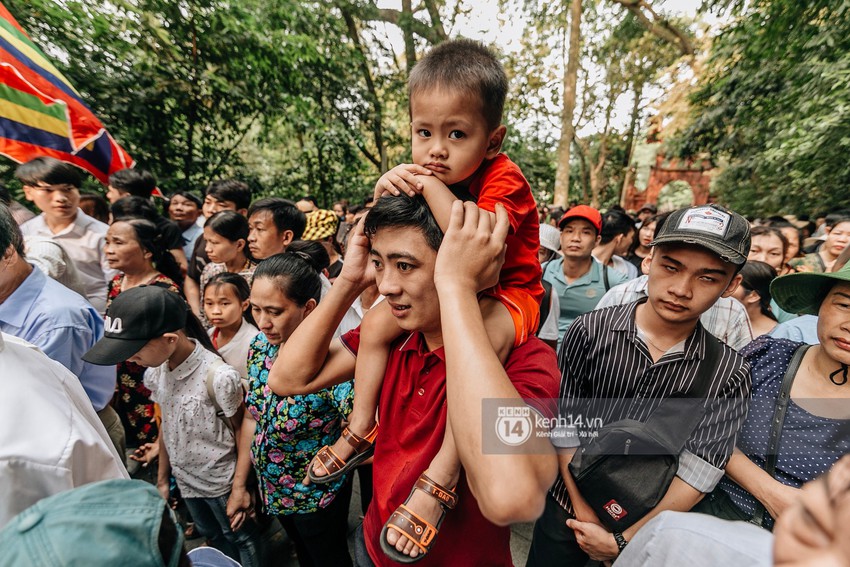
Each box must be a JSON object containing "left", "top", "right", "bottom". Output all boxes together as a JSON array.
[
  {"left": 750, "top": 344, "right": 810, "bottom": 526},
  {"left": 205, "top": 358, "right": 234, "bottom": 434},
  {"left": 603, "top": 264, "right": 610, "bottom": 292}
]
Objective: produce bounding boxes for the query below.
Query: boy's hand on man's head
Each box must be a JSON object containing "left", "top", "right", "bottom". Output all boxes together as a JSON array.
[
  {"left": 374, "top": 163, "right": 432, "bottom": 199},
  {"left": 434, "top": 200, "right": 508, "bottom": 293}
]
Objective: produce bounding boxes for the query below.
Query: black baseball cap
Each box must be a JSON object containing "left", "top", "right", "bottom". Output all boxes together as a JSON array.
[
  {"left": 83, "top": 286, "right": 189, "bottom": 366},
  {"left": 650, "top": 204, "right": 751, "bottom": 265}
]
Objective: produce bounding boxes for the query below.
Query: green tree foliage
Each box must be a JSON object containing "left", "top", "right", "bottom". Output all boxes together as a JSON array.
[
  {"left": 671, "top": 0, "right": 850, "bottom": 216},
  {"left": 5, "top": 0, "right": 399, "bottom": 204}
]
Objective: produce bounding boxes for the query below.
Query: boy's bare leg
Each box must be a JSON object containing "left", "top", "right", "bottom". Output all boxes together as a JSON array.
[
  {"left": 386, "top": 297, "right": 514, "bottom": 558},
  {"left": 311, "top": 301, "right": 402, "bottom": 477}
]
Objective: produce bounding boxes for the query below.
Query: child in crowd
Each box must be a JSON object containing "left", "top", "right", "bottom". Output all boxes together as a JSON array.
[
  {"left": 307, "top": 39, "right": 542, "bottom": 562},
  {"left": 204, "top": 272, "right": 259, "bottom": 381},
  {"left": 83, "top": 286, "right": 260, "bottom": 567},
  {"left": 17, "top": 157, "right": 115, "bottom": 313},
  {"left": 200, "top": 211, "right": 256, "bottom": 328}
]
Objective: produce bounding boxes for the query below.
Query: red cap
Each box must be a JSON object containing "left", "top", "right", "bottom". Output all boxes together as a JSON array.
[{"left": 558, "top": 205, "right": 602, "bottom": 233}]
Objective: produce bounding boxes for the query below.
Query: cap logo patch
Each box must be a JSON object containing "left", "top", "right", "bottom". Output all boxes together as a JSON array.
[
  {"left": 104, "top": 316, "right": 123, "bottom": 334},
  {"left": 677, "top": 206, "right": 730, "bottom": 237}
]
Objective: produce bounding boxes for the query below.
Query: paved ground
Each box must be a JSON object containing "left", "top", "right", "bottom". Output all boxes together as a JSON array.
[{"left": 187, "top": 474, "right": 534, "bottom": 565}]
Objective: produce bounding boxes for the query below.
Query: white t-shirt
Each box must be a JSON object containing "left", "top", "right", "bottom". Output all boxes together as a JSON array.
[
  {"left": 208, "top": 319, "right": 259, "bottom": 381},
  {"left": 0, "top": 332, "right": 127, "bottom": 529},
  {"left": 538, "top": 289, "right": 561, "bottom": 342},
  {"left": 20, "top": 210, "right": 116, "bottom": 313},
  {"left": 144, "top": 340, "right": 243, "bottom": 498}
]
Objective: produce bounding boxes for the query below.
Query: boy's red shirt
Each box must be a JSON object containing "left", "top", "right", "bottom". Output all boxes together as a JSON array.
[{"left": 463, "top": 153, "right": 543, "bottom": 303}]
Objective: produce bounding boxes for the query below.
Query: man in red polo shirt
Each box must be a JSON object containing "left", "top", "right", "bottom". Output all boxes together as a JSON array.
[{"left": 268, "top": 195, "right": 559, "bottom": 566}]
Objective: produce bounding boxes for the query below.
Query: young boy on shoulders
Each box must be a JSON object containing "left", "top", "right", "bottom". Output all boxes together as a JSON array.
[{"left": 306, "top": 38, "right": 543, "bottom": 562}]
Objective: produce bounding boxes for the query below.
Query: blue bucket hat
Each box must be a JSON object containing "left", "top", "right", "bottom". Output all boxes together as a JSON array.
[{"left": 0, "top": 479, "right": 185, "bottom": 567}]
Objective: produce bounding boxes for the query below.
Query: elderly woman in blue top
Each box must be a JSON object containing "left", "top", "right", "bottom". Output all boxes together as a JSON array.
[
  {"left": 229, "top": 251, "right": 354, "bottom": 567},
  {"left": 695, "top": 262, "right": 850, "bottom": 528}
]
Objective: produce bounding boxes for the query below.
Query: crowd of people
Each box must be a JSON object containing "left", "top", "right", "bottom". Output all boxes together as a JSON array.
[{"left": 0, "top": 37, "right": 848, "bottom": 567}]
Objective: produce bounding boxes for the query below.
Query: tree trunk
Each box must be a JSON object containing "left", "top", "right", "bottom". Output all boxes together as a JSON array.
[
  {"left": 401, "top": 0, "right": 417, "bottom": 74},
  {"left": 553, "top": 0, "right": 582, "bottom": 208},
  {"left": 341, "top": 7, "right": 388, "bottom": 172},
  {"left": 619, "top": 82, "right": 643, "bottom": 207}
]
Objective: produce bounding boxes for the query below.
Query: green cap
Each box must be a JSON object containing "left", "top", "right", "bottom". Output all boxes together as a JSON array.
[
  {"left": 771, "top": 262, "right": 850, "bottom": 315},
  {"left": 0, "top": 479, "right": 184, "bottom": 567}
]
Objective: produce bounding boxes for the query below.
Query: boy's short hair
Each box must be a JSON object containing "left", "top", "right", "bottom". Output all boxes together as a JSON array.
[
  {"left": 409, "top": 38, "right": 508, "bottom": 131},
  {"left": 15, "top": 156, "right": 82, "bottom": 188},
  {"left": 205, "top": 179, "right": 252, "bottom": 211},
  {"left": 247, "top": 197, "right": 306, "bottom": 240},
  {"left": 364, "top": 194, "right": 444, "bottom": 252},
  {"left": 108, "top": 169, "right": 156, "bottom": 198}
]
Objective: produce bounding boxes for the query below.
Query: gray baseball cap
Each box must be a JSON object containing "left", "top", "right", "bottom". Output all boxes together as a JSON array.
[{"left": 650, "top": 204, "right": 751, "bottom": 265}]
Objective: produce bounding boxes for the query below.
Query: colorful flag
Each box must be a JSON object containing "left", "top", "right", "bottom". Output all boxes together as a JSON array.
[{"left": 0, "top": 3, "right": 133, "bottom": 184}]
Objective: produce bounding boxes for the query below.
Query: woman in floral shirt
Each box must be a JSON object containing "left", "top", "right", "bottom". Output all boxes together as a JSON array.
[
  {"left": 104, "top": 218, "right": 183, "bottom": 451},
  {"left": 231, "top": 252, "right": 354, "bottom": 566}
]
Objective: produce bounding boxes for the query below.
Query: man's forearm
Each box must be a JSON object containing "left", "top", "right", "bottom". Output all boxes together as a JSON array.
[
  {"left": 267, "top": 276, "right": 364, "bottom": 395},
  {"left": 439, "top": 282, "right": 557, "bottom": 525}
]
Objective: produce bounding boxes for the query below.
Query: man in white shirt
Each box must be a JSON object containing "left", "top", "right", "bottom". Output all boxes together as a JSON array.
[
  {"left": 17, "top": 157, "right": 115, "bottom": 313},
  {"left": 0, "top": 332, "right": 127, "bottom": 529}
]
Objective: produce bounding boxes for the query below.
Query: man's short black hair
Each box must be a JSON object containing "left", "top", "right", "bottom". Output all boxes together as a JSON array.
[
  {"left": 15, "top": 157, "right": 82, "bottom": 188},
  {"left": 169, "top": 190, "right": 203, "bottom": 208},
  {"left": 108, "top": 168, "right": 156, "bottom": 198},
  {"left": 247, "top": 197, "right": 306, "bottom": 240},
  {"left": 600, "top": 209, "right": 635, "bottom": 245},
  {"left": 300, "top": 195, "right": 318, "bottom": 207},
  {"left": 205, "top": 179, "right": 252, "bottom": 211},
  {"left": 111, "top": 195, "right": 159, "bottom": 223},
  {"left": 363, "top": 194, "right": 443, "bottom": 252},
  {"left": 0, "top": 203, "right": 25, "bottom": 257}
]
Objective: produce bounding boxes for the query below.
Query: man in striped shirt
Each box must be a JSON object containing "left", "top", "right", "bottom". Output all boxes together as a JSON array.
[{"left": 527, "top": 204, "right": 753, "bottom": 565}]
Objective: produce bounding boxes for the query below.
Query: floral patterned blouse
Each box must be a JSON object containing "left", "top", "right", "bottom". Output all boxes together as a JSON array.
[
  {"left": 245, "top": 333, "right": 354, "bottom": 516},
  {"left": 107, "top": 273, "right": 181, "bottom": 447}
]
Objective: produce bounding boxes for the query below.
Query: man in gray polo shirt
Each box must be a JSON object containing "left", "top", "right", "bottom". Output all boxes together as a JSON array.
[{"left": 541, "top": 205, "right": 629, "bottom": 346}]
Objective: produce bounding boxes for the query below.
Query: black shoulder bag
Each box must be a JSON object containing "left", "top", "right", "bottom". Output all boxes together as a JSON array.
[{"left": 568, "top": 335, "right": 722, "bottom": 531}]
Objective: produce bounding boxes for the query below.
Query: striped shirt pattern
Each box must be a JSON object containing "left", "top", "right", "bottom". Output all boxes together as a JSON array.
[
  {"left": 595, "top": 275, "right": 754, "bottom": 351},
  {"left": 551, "top": 300, "right": 752, "bottom": 512}
]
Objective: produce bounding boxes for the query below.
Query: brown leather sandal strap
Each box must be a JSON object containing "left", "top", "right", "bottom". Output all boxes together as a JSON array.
[
  {"left": 342, "top": 424, "right": 378, "bottom": 454},
  {"left": 314, "top": 446, "right": 345, "bottom": 476},
  {"left": 415, "top": 473, "right": 459, "bottom": 510},
  {"left": 386, "top": 505, "right": 438, "bottom": 552}
]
